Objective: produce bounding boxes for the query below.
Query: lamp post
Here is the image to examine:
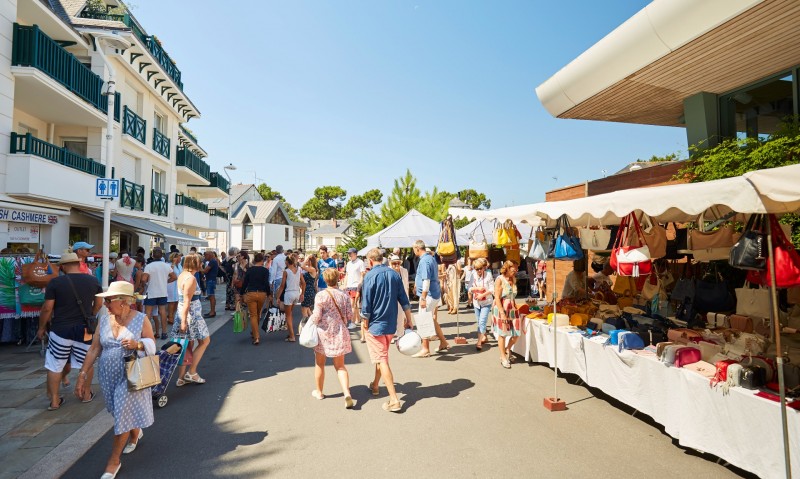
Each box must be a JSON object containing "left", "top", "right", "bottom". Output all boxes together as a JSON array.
[
  {"left": 223, "top": 163, "right": 237, "bottom": 252},
  {"left": 94, "top": 33, "right": 131, "bottom": 290}
]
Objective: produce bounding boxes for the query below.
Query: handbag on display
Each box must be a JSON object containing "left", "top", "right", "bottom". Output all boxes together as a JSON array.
[
  {"left": 494, "top": 220, "right": 515, "bottom": 247},
  {"left": 125, "top": 352, "right": 161, "bottom": 391},
  {"left": 528, "top": 229, "right": 550, "bottom": 261},
  {"left": 728, "top": 314, "right": 754, "bottom": 333},
  {"left": 666, "top": 223, "right": 689, "bottom": 260},
  {"left": 611, "top": 213, "right": 652, "bottom": 277},
  {"left": 437, "top": 216, "right": 458, "bottom": 264},
  {"left": 488, "top": 245, "right": 505, "bottom": 264},
  {"left": 694, "top": 273, "right": 734, "bottom": 312},
  {"left": 729, "top": 214, "right": 767, "bottom": 271},
  {"left": 640, "top": 215, "right": 668, "bottom": 259},
  {"left": 19, "top": 284, "right": 45, "bottom": 306},
  {"left": 687, "top": 212, "right": 739, "bottom": 262},
  {"left": 735, "top": 284, "right": 770, "bottom": 318},
  {"left": 21, "top": 250, "right": 59, "bottom": 288},
  {"left": 579, "top": 219, "right": 612, "bottom": 252},
  {"left": 752, "top": 215, "right": 800, "bottom": 288},
  {"left": 468, "top": 240, "right": 488, "bottom": 259},
  {"left": 641, "top": 273, "right": 660, "bottom": 301},
  {"left": 552, "top": 216, "right": 583, "bottom": 261}
]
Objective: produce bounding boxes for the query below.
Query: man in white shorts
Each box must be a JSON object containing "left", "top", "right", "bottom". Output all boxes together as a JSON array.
[{"left": 37, "top": 253, "right": 103, "bottom": 409}]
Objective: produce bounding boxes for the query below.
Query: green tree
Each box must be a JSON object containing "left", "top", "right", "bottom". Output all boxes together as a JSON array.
[
  {"left": 456, "top": 189, "right": 492, "bottom": 209},
  {"left": 418, "top": 187, "right": 454, "bottom": 222},
  {"left": 680, "top": 117, "right": 800, "bottom": 244},
  {"left": 377, "top": 169, "right": 423, "bottom": 228},
  {"left": 299, "top": 186, "right": 347, "bottom": 220},
  {"left": 341, "top": 189, "right": 383, "bottom": 219},
  {"left": 256, "top": 183, "right": 299, "bottom": 221}
]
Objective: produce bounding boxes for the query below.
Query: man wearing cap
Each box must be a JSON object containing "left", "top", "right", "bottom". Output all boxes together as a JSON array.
[
  {"left": 360, "top": 248, "right": 412, "bottom": 412},
  {"left": 344, "top": 248, "right": 365, "bottom": 329},
  {"left": 142, "top": 247, "right": 177, "bottom": 340},
  {"left": 72, "top": 242, "right": 94, "bottom": 275},
  {"left": 316, "top": 246, "right": 336, "bottom": 291},
  {"left": 37, "top": 253, "right": 103, "bottom": 409},
  {"left": 269, "top": 245, "right": 286, "bottom": 306}
]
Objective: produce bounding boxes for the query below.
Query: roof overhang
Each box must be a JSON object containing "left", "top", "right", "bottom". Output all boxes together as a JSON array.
[{"left": 534, "top": 0, "right": 800, "bottom": 127}]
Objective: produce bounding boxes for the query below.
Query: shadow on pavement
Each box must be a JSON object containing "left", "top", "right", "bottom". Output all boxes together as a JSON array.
[{"left": 397, "top": 377, "right": 475, "bottom": 411}]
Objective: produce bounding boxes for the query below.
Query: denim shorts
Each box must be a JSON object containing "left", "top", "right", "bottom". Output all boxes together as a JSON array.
[{"left": 144, "top": 296, "right": 168, "bottom": 306}]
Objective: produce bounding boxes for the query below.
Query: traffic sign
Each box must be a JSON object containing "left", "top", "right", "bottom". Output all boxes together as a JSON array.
[{"left": 96, "top": 178, "right": 120, "bottom": 199}]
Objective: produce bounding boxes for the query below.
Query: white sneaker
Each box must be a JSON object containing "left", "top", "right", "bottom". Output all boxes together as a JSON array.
[{"left": 347, "top": 322, "right": 358, "bottom": 330}]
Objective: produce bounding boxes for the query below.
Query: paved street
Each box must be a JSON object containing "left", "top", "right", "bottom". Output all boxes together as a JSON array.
[{"left": 55, "top": 301, "right": 752, "bottom": 479}]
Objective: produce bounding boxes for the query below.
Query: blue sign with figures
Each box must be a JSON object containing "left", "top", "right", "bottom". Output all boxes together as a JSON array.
[{"left": 96, "top": 179, "right": 120, "bottom": 199}]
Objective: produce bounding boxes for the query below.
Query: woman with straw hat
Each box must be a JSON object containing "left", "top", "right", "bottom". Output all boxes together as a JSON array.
[{"left": 75, "top": 281, "right": 155, "bottom": 479}]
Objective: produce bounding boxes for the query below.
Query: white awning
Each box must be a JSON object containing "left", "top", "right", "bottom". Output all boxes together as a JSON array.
[{"left": 77, "top": 210, "right": 208, "bottom": 247}]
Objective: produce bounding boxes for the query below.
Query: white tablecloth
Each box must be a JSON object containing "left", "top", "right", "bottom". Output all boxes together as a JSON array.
[{"left": 512, "top": 318, "right": 800, "bottom": 479}]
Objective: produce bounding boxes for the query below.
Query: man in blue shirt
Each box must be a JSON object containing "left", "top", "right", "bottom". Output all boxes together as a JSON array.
[
  {"left": 317, "top": 245, "right": 337, "bottom": 290},
  {"left": 413, "top": 240, "right": 450, "bottom": 357},
  {"left": 361, "top": 248, "right": 412, "bottom": 413}
]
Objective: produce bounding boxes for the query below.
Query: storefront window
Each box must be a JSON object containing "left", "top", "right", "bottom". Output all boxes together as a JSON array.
[
  {"left": 69, "top": 226, "right": 89, "bottom": 244},
  {"left": 720, "top": 72, "right": 796, "bottom": 139}
]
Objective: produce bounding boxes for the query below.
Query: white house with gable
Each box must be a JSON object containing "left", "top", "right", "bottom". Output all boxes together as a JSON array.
[{"left": 231, "top": 201, "right": 309, "bottom": 252}]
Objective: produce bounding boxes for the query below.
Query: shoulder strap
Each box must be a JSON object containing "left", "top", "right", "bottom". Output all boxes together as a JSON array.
[
  {"left": 326, "top": 289, "right": 347, "bottom": 324},
  {"left": 65, "top": 275, "right": 91, "bottom": 319}
]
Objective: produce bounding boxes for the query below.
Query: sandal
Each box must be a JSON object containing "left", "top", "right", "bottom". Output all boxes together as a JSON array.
[
  {"left": 176, "top": 378, "right": 187, "bottom": 387},
  {"left": 185, "top": 372, "right": 206, "bottom": 384},
  {"left": 47, "top": 396, "right": 65, "bottom": 411},
  {"left": 285, "top": 338, "right": 296, "bottom": 343},
  {"left": 382, "top": 400, "right": 402, "bottom": 413},
  {"left": 81, "top": 391, "right": 96, "bottom": 403},
  {"left": 368, "top": 382, "right": 380, "bottom": 396},
  {"left": 311, "top": 390, "right": 325, "bottom": 400},
  {"left": 501, "top": 358, "right": 511, "bottom": 369}
]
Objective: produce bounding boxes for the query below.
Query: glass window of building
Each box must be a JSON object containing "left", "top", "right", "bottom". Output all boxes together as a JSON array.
[
  {"left": 63, "top": 138, "right": 88, "bottom": 157},
  {"left": 720, "top": 73, "right": 796, "bottom": 139}
]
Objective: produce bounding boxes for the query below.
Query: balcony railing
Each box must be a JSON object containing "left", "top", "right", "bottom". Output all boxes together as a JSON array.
[
  {"left": 209, "top": 209, "right": 229, "bottom": 219},
  {"left": 209, "top": 172, "right": 230, "bottom": 193},
  {"left": 120, "top": 178, "right": 144, "bottom": 211},
  {"left": 151, "top": 190, "right": 168, "bottom": 216},
  {"left": 123, "top": 106, "right": 146, "bottom": 144},
  {"left": 78, "top": 11, "right": 126, "bottom": 22},
  {"left": 121, "top": 15, "right": 183, "bottom": 90},
  {"left": 176, "top": 147, "right": 210, "bottom": 181},
  {"left": 12, "top": 23, "right": 120, "bottom": 120},
  {"left": 179, "top": 125, "right": 198, "bottom": 145},
  {"left": 153, "top": 128, "right": 170, "bottom": 158},
  {"left": 175, "top": 194, "right": 208, "bottom": 213},
  {"left": 10, "top": 132, "right": 105, "bottom": 177}
]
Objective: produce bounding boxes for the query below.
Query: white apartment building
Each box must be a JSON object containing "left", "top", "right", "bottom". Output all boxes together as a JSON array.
[{"left": 0, "top": 0, "right": 229, "bottom": 254}]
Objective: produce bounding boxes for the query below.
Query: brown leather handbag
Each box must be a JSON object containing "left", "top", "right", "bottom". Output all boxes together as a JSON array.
[{"left": 22, "top": 250, "right": 58, "bottom": 288}]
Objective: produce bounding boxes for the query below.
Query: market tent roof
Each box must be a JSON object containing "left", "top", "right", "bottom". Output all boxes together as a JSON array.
[
  {"left": 358, "top": 209, "right": 451, "bottom": 255},
  {"left": 450, "top": 164, "right": 800, "bottom": 226},
  {"left": 77, "top": 210, "right": 207, "bottom": 247},
  {"left": 457, "top": 218, "right": 539, "bottom": 243}
]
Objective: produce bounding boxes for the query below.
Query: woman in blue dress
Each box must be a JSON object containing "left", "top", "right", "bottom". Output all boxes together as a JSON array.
[
  {"left": 171, "top": 253, "right": 211, "bottom": 386},
  {"left": 76, "top": 281, "right": 155, "bottom": 479}
]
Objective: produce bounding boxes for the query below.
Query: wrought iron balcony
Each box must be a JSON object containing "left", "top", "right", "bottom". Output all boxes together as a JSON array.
[
  {"left": 121, "top": 178, "right": 144, "bottom": 211},
  {"left": 12, "top": 23, "right": 121, "bottom": 120},
  {"left": 123, "top": 106, "right": 146, "bottom": 144},
  {"left": 209, "top": 209, "right": 228, "bottom": 219},
  {"left": 151, "top": 190, "right": 168, "bottom": 216},
  {"left": 10, "top": 132, "right": 105, "bottom": 177},
  {"left": 153, "top": 128, "right": 170, "bottom": 158},
  {"left": 176, "top": 147, "right": 210, "bottom": 181},
  {"left": 175, "top": 194, "right": 208, "bottom": 213},
  {"left": 121, "top": 15, "right": 183, "bottom": 90}
]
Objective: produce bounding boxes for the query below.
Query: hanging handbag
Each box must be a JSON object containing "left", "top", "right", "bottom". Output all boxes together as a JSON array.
[
  {"left": 729, "top": 214, "right": 766, "bottom": 270},
  {"left": 21, "top": 250, "right": 59, "bottom": 288},
  {"left": 640, "top": 215, "right": 667, "bottom": 259},
  {"left": 694, "top": 271, "right": 734, "bottom": 312},
  {"left": 529, "top": 229, "right": 550, "bottom": 261},
  {"left": 641, "top": 273, "right": 660, "bottom": 301},
  {"left": 579, "top": 218, "right": 612, "bottom": 252},
  {"left": 437, "top": 216, "right": 457, "bottom": 261},
  {"left": 665, "top": 223, "right": 688, "bottom": 259},
  {"left": 735, "top": 284, "right": 770, "bottom": 318},
  {"left": 759, "top": 214, "right": 800, "bottom": 288},
  {"left": 688, "top": 211, "right": 738, "bottom": 262},
  {"left": 19, "top": 284, "right": 45, "bottom": 306},
  {"left": 552, "top": 216, "right": 583, "bottom": 261},
  {"left": 495, "top": 221, "right": 512, "bottom": 246},
  {"left": 125, "top": 352, "right": 161, "bottom": 391},
  {"left": 298, "top": 317, "right": 319, "bottom": 348},
  {"left": 611, "top": 213, "right": 652, "bottom": 277},
  {"left": 468, "top": 240, "right": 488, "bottom": 259}
]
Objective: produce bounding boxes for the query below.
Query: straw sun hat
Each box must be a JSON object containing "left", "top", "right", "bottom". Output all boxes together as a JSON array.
[{"left": 96, "top": 281, "right": 146, "bottom": 300}]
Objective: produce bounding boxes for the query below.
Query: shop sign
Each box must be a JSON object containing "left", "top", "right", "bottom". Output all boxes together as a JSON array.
[
  {"left": 8, "top": 224, "right": 40, "bottom": 243},
  {"left": 0, "top": 208, "right": 58, "bottom": 225}
]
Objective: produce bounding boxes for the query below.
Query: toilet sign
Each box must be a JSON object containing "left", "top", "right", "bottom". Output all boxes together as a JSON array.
[{"left": 96, "top": 179, "right": 120, "bottom": 199}]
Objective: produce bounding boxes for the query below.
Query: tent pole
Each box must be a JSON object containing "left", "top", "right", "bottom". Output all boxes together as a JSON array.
[
  {"left": 544, "top": 256, "right": 565, "bottom": 411},
  {"left": 766, "top": 217, "right": 792, "bottom": 479}
]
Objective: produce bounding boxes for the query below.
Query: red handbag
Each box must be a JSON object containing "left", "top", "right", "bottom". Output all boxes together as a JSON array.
[
  {"left": 611, "top": 213, "right": 652, "bottom": 277},
  {"left": 746, "top": 215, "right": 800, "bottom": 288},
  {"left": 674, "top": 347, "right": 701, "bottom": 368}
]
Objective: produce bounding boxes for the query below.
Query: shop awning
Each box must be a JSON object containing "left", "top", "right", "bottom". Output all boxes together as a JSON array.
[{"left": 77, "top": 210, "right": 207, "bottom": 247}]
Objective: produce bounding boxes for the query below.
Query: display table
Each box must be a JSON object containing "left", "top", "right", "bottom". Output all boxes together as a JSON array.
[{"left": 512, "top": 318, "right": 800, "bottom": 479}]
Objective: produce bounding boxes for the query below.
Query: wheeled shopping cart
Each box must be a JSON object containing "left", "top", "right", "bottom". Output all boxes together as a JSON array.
[{"left": 152, "top": 340, "right": 185, "bottom": 408}]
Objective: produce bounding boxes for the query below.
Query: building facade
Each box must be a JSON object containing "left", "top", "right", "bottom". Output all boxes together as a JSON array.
[
  {"left": 1, "top": 0, "right": 229, "bottom": 254},
  {"left": 231, "top": 201, "right": 308, "bottom": 253},
  {"left": 308, "top": 219, "right": 351, "bottom": 251},
  {"left": 201, "top": 183, "right": 262, "bottom": 252}
]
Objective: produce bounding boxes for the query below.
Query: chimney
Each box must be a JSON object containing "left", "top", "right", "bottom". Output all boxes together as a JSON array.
[{"left": 331, "top": 217, "right": 337, "bottom": 228}]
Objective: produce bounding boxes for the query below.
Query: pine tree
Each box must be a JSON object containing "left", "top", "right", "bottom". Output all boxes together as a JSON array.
[{"left": 378, "top": 169, "right": 423, "bottom": 228}]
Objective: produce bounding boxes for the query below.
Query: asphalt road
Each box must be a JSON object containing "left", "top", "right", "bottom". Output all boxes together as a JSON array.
[{"left": 64, "top": 305, "right": 751, "bottom": 479}]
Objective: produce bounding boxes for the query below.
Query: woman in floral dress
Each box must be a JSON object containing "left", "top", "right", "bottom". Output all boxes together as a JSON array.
[
  {"left": 491, "top": 260, "right": 524, "bottom": 369},
  {"left": 76, "top": 281, "right": 155, "bottom": 479},
  {"left": 171, "top": 254, "right": 211, "bottom": 386},
  {"left": 309, "top": 268, "right": 354, "bottom": 408}
]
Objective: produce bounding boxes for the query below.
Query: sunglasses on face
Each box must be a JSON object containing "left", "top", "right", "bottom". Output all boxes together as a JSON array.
[{"left": 103, "top": 297, "right": 123, "bottom": 305}]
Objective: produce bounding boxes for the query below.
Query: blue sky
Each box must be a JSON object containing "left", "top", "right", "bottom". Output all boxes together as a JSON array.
[{"left": 131, "top": 0, "right": 686, "bottom": 209}]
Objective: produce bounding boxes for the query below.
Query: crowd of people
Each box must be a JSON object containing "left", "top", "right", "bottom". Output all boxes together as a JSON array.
[{"left": 37, "top": 239, "right": 542, "bottom": 478}]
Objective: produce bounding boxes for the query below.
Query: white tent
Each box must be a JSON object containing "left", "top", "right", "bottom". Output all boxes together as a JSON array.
[
  {"left": 457, "top": 218, "right": 539, "bottom": 243},
  {"left": 358, "top": 209, "right": 446, "bottom": 255}
]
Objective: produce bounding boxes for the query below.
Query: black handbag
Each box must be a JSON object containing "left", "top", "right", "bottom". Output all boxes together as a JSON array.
[
  {"left": 694, "top": 275, "right": 734, "bottom": 312},
  {"left": 665, "top": 223, "right": 688, "bottom": 260},
  {"left": 488, "top": 245, "right": 505, "bottom": 264},
  {"left": 740, "top": 366, "right": 767, "bottom": 390},
  {"left": 729, "top": 214, "right": 766, "bottom": 271}
]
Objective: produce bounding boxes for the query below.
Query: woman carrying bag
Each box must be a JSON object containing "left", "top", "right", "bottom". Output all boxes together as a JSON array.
[{"left": 75, "top": 281, "right": 154, "bottom": 479}]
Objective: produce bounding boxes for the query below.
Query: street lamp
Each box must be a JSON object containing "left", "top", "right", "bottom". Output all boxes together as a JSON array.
[
  {"left": 95, "top": 32, "right": 131, "bottom": 290},
  {"left": 223, "top": 163, "right": 237, "bottom": 252}
]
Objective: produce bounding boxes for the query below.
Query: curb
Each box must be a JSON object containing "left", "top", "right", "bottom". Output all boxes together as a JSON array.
[{"left": 18, "top": 312, "right": 230, "bottom": 479}]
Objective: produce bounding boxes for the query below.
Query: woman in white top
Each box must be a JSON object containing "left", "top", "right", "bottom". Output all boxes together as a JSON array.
[
  {"left": 276, "top": 255, "right": 305, "bottom": 342},
  {"left": 115, "top": 253, "right": 136, "bottom": 284},
  {"left": 467, "top": 258, "right": 494, "bottom": 350}
]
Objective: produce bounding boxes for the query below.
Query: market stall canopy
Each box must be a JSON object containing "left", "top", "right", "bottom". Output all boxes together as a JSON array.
[
  {"left": 358, "top": 209, "right": 464, "bottom": 255},
  {"left": 77, "top": 210, "right": 208, "bottom": 248},
  {"left": 457, "top": 218, "right": 540, "bottom": 243},
  {"left": 450, "top": 164, "right": 800, "bottom": 225}
]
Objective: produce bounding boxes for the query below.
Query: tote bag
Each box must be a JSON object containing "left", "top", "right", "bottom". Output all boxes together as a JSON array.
[
  {"left": 611, "top": 213, "right": 652, "bottom": 277},
  {"left": 553, "top": 216, "right": 583, "bottom": 261},
  {"left": 298, "top": 319, "right": 319, "bottom": 348},
  {"left": 729, "top": 214, "right": 766, "bottom": 271},
  {"left": 579, "top": 219, "right": 612, "bottom": 252},
  {"left": 22, "top": 250, "right": 59, "bottom": 288},
  {"left": 735, "top": 285, "right": 770, "bottom": 318},
  {"left": 125, "top": 353, "right": 161, "bottom": 391},
  {"left": 640, "top": 215, "right": 667, "bottom": 259}
]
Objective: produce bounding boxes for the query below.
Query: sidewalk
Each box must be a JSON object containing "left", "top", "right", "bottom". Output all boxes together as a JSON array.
[{"left": 0, "top": 288, "right": 230, "bottom": 479}]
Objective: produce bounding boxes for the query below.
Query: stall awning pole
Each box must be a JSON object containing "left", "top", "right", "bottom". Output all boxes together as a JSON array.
[{"left": 766, "top": 216, "right": 792, "bottom": 479}]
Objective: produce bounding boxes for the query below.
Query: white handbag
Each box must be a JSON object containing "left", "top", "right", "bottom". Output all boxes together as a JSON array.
[
  {"left": 298, "top": 319, "right": 319, "bottom": 348},
  {"left": 579, "top": 225, "right": 612, "bottom": 252},
  {"left": 125, "top": 353, "right": 161, "bottom": 391},
  {"left": 735, "top": 285, "right": 770, "bottom": 318}
]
